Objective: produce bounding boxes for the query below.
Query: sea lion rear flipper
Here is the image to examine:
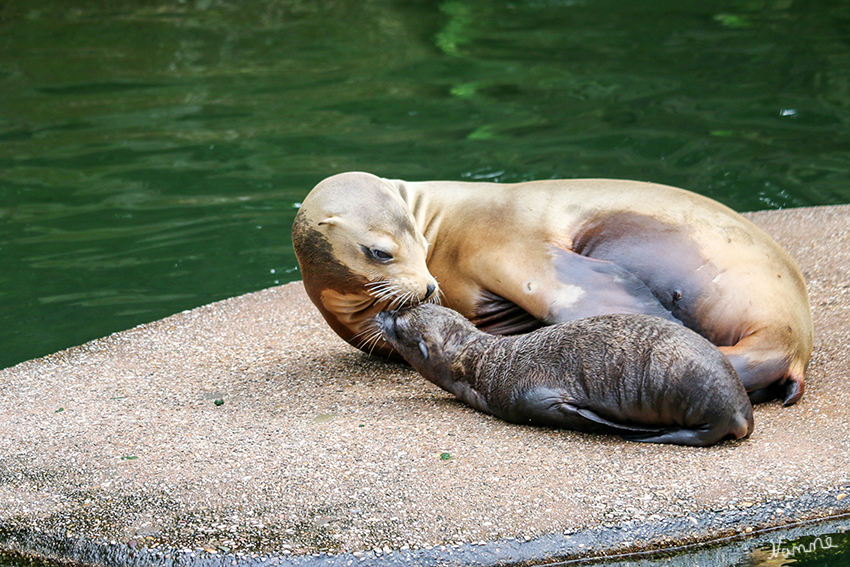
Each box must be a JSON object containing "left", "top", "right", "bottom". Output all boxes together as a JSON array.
[
  {"left": 720, "top": 337, "right": 808, "bottom": 406},
  {"left": 511, "top": 391, "right": 660, "bottom": 435},
  {"left": 621, "top": 427, "right": 728, "bottom": 447},
  {"left": 572, "top": 407, "right": 659, "bottom": 434},
  {"left": 549, "top": 246, "right": 679, "bottom": 323}
]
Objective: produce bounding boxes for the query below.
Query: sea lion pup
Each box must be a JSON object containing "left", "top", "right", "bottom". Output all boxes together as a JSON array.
[
  {"left": 292, "top": 172, "right": 813, "bottom": 405},
  {"left": 376, "top": 305, "right": 754, "bottom": 447}
]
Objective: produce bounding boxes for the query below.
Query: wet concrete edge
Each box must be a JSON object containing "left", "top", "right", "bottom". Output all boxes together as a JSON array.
[{"left": 1, "top": 489, "right": 849, "bottom": 567}]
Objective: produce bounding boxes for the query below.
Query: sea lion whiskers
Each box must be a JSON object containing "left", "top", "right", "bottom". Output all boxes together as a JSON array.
[
  {"left": 352, "top": 320, "right": 393, "bottom": 357},
  {"left": 362, "top": 328, "right": 389, "bottom": 356},
  {"left": 365, "top": 280, "right": 443, "bottom": 317},
  {"left": 427, "top": 286, "right": 445, "bottom": 306},
  {"left": 359, "top": 279, "right": 441, "bottom": 355},
  {"left": 364, "top": 279, "right": 401, "bottom": 302},
  {"left": 390, "top": 290, "right": 416, "bottom": 310},
  {"left": 365, "top": 279, "right": 419, "bottom": 310}
]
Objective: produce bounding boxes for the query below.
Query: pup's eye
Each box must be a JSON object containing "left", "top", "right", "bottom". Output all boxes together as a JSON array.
[{"left": 360, "top": 245, "right": 393, "bottom": 263}]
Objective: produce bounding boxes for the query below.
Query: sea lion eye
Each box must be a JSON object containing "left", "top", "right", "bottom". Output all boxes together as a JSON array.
[{"left": 360, "top": 245, "right": 393, "bottom": 263}]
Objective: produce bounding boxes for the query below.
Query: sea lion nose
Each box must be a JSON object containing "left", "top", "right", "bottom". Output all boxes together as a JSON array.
[
  {"left": 424, "top": 283, "right": 436, "bottom": 300},
  {"left": 376, "top": 311, "right": 397, "bottom": 337}
]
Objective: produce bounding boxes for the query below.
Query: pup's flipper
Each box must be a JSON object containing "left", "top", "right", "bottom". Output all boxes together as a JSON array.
[
  {"left": 621, "top": 427, "right": 727, "bottom": 447},
  {"left": 509, "top": 390, "right": 660, "bottom": 436},
  {"left": 548, "top": 246, "right": 679, "bottom": 323}
]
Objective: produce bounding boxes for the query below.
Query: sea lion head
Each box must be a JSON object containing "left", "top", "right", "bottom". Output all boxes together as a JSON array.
[
  {"left": 293, "top": 172, "right": 440, "bottom": 350},
  {"left": 375, "top": 304, "right": 477, "bottom": 376}
]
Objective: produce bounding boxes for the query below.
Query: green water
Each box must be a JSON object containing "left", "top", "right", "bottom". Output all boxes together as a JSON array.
[{"left": 2, "top": 0, "right": 850, "bottom": 369}]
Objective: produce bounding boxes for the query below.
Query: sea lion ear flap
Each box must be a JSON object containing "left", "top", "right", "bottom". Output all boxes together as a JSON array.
[
  {"left": 317, "top": 216, "right": 342, "bottom": 227},
  {"left": 418, "top": 340, "right": 429, "bottom": 360}
]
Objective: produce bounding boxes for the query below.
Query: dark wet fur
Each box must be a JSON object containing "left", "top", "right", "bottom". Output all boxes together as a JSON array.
[{"left": 377, "top": 304, "right": 754, "bottom": 447}]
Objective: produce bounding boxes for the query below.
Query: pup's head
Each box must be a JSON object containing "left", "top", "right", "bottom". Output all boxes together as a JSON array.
[{"left": 374, "top": 304, "right": 477, "bottom": 378}]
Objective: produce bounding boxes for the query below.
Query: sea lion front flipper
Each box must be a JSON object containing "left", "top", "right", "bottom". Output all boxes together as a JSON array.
[
  {"left": 471, "top": 289, "right": 546, "bottom": 335},
  {"left": 547, "top": 246, "right": 679, "bottom": 323}
]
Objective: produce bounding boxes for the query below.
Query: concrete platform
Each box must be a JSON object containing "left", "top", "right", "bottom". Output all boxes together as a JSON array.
[{"left": 1, "top": 205, "right": 849, "bottom": 567}]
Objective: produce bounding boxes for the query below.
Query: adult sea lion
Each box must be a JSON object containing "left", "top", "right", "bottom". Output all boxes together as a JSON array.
[
  {"left": 375, "top": 304, "right": 754, "bottom": 447},
  {"left": 292, "top": 172, "right": 813, "bottom": 405}
]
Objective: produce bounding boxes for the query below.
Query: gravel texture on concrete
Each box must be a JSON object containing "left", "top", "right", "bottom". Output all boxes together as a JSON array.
[{"left": 1, "top": 205, "right": 849, "bottom": 567}]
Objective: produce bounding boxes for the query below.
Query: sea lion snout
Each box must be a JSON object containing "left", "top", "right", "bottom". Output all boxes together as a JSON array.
[
  {"left": 376, "top": 307, "right": 428, "bottom": 343},
  {"left": 376, "top": 308, "right": 434, "bottom": 362},
  {"left": 424, "top": 282, "right": 437, "bottom": 300},
  {"left": 374, "top": 311, "right": 398, "bottom": 340}
]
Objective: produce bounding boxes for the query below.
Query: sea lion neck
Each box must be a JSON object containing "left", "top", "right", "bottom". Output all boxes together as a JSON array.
[
  {"left": 388, "top": 178, "right": 445, "bottom": 260},
  {"left": 453, "top": 332, "right": 501, "bottom": 386}
]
